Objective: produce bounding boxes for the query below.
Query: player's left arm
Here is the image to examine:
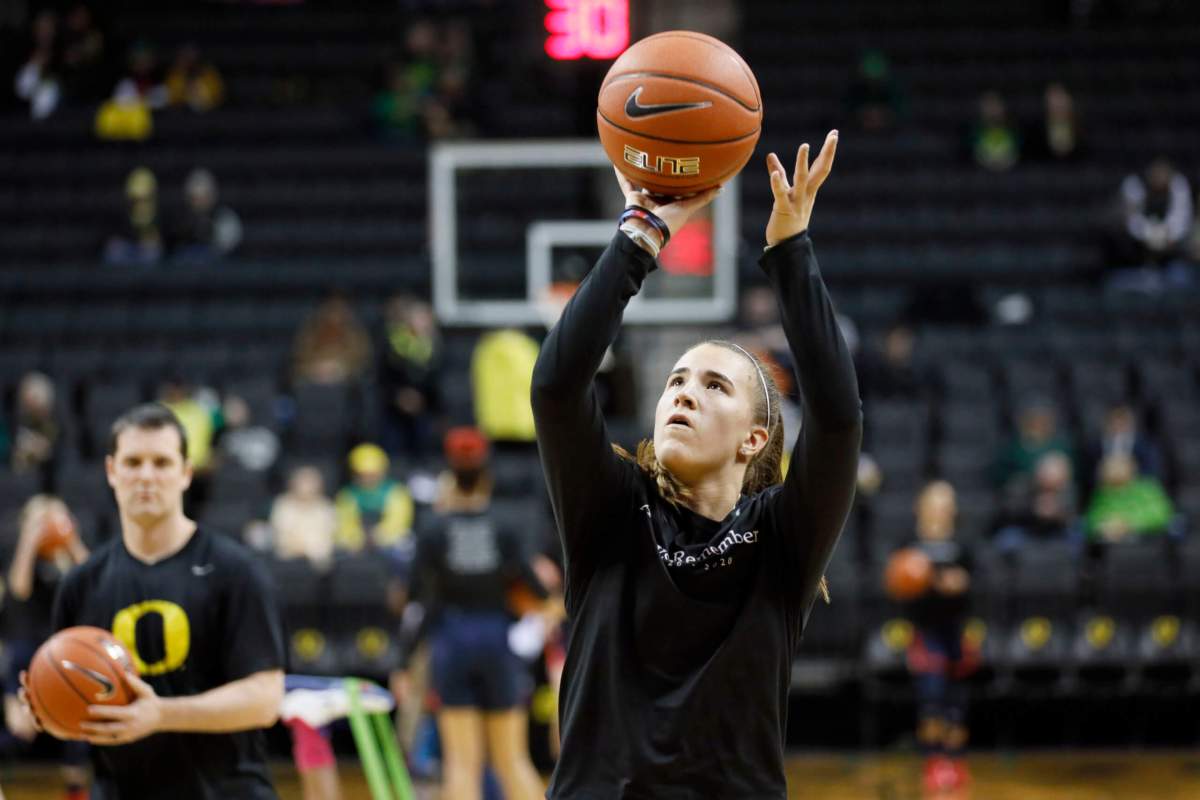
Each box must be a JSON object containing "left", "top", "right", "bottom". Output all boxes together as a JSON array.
[{"left": 760, "top": 132, "right": 863, "bottom": 608}]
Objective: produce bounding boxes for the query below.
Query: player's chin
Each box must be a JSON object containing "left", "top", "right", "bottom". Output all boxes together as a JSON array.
[{"left": 655, "top": 438, "right": 696, "bottom": 475}]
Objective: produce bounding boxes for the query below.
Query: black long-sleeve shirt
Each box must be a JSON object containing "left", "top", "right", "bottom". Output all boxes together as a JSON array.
[{"left": 532, "top": 231, "right": 862, "bottom": 799}]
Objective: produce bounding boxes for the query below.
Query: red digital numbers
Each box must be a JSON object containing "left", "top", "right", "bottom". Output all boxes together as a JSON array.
[{"left": 545, "top": 0, "right": 629, "bottom": 60}]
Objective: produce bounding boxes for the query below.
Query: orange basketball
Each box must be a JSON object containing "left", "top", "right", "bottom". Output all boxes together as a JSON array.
[
  {"left": 597, "top": 31, "right": 762, "bottom": 196},
  {"left": 26, "top": 626, "right": 135, "bottom": 740},
  {"left": 37, "top": 509, "right": 76, "bottom": 559},
  {"left": 884, "top": 547, "right": 934, "bottom": 601}
]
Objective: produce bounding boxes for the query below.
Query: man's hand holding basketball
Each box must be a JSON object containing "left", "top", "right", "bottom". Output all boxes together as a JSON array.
[
  {"left": 80, "top": 671, "right": 162, "bottom": 746},
  {"left": 765, "top": 129, "right": 838, "bottom": 247}
]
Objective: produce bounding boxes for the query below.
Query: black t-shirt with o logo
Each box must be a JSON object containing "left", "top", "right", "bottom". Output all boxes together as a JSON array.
[{"left": 52, "top": 527, "right": 286, "bottom": 800}]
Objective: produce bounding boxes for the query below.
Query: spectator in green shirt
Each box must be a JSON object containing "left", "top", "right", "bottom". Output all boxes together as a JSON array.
[{"left": 1085, "top": 453, "right": 1174, "bottom": 542}]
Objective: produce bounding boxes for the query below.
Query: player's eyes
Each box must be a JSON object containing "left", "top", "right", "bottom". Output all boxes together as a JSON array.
[
  {"left": 668, "top": 376, "right": 683, "bottom": 387},
  {"left": 708, "top": 381, "right": 725, "bottom": 392}
]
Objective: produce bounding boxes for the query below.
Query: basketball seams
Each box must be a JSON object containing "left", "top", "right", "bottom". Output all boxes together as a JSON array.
[
  {"left": 601, "top": 72, "right": 760, "bottom": 113},
  {"left": 48, "top": 639, "right": 97, "bottom": 708},
  {"left": 597, "top": 110, "right": 760, "bottom": 146},
  {"left": 29, "top": 650, "right": 72, "bottom": 734}
]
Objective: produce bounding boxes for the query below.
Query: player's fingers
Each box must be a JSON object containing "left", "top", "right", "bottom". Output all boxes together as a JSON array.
[
  {"left": 613, "top": 166, "right": 635, "bottom": 197},
  {"left": 79, "top": 719, "right": 126, "bottom": 734},
  {"left": 808, "top": 130, "right": 838, "bottom": 191},
  {"left": 87, "top": 704, "right": 134, "bottom": 720},
  {"left": 679, "top": 185, "right": 722, "bottom": 214},
  {"left": 125, "top": 671, "right": 154, "bottom": 697},
  {"left": 768, "top": 168, "right": 789, "bottom": 206},
  {"left": 793, "top": 143, "right": 810, "bottom": 190},
  {"left": 766, "top": 152, "right": 788, "bottom": 189}
]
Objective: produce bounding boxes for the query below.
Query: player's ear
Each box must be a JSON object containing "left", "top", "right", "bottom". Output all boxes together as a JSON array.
[
  {"left": 104, "top": 455, "right": 117, "bottom": 490},
  {"left": 738, "top": 423, "right": 769, "bottom": 461},
  {"left": 180, "top": 459, "right": 194, "bottom": 491}
]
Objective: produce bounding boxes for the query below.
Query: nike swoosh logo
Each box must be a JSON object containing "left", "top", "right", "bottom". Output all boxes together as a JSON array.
[
  {"left": 61, "top": 660, "right": 116, "bottom": 701},
  {"left": 624, "top": 86, "right": 712, "bottom": 119},
  {"left": 191, "top": 564, "right": 215, "bottom": 576}
]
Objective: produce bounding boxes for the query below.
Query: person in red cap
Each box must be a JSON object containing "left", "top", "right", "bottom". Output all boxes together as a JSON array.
[{"left": 397, "top": 426, "right": 554, "bottom": 800}]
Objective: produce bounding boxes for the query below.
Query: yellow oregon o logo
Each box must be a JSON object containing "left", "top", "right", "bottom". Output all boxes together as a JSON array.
[{"left": 112, "top": 600, "right": 191, "bottom": 676}]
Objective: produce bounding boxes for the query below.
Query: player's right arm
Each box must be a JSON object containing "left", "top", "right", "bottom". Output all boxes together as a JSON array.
[{"left": 531, "top": 173, "right": 718, "bottom": 592}]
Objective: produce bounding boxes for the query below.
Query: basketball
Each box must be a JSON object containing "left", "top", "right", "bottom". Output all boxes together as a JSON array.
[
  {"left": 884, "top": 548, "right": 934, "bottom": 601},
  {"left": 37, "top": 508, "right": 76, "bottom": 559},
  {"left": 25, "top": 626, "right": 136, "bottom": 740},
  {"left": 597, "top": 31, "right": 762, "bottom": 196}
]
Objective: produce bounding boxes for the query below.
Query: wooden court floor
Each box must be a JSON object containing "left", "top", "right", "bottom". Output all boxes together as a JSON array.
[{"left": 2, "top": 751, "right": 1199, "bottom": 799}]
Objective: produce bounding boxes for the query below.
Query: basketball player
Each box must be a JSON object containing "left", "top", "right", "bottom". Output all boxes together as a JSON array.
[
  {"left": 532, "top": 131, "right": 860, "bottom": 798},
  {"left": 397, "top": 426, "right": 550, "bottom": 800},
  {"left": 21, "top": 404, "right": 286, "bottom": 800}
]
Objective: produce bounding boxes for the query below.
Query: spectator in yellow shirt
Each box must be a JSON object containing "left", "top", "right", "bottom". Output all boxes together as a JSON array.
[{"left": 335, "top": 444, "right": 413, "bottom": 552}]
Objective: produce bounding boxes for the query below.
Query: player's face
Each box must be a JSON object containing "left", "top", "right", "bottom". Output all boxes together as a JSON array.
[
  {"left": 654, "top": 344, "right": 764, "bottom": 484},
  {"left": 106, "top": 426, "right": 193, "bottom": 523}
]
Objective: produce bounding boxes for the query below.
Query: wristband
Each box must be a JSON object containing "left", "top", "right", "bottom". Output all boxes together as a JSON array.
[
  {"left": 619, "top": 223, "right": 660, "bottom": 258},
  {"left": 620, "top": 207, "right": 671, "bottom": 248}
]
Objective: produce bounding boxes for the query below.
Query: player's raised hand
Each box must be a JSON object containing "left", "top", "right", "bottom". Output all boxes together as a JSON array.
[
  {"left": 614, "top": 167, "right": 721, "bottom": 247},
  {"left": 80, "top": 671, "right": 162, "bottom": 746},
  {"left": 765, "top": 129, "right": 838, "bottom": 247}
]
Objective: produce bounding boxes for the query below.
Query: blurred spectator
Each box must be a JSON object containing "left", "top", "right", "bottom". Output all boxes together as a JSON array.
[
  {"left": 966, "top": 91, "right": 1020, "bottom": 172},
  {"left": 58, "top": 3, "right": 108, "bottom": 103},
  {"left": 373, "top": 20, "right": 439, "bottom": 139},
  {"left": 165, "top": 44, "right": 224, "bottom": 112},
  {"left": 993, "top": 400, "right": 1074, "bottom": 490},
  {"left": 1027, "top": 82, "right": 1085, "bottom": 162},
  {"left": 858, "top": 323, "right": 937, "bottom": 402},
  {"left": 94, "top": 41, "right": 164, "bottom": 141},
  {"left": 103, "top": 167, "right": 164, "bottom": 265},
  {"left": 372, "top": 60, "right": 423, "bottom": 138},
  {"left": 171, "top": 168, "right": 243, "bottom": 263},
  {"left": 994, "top": 451, "right": 1078, "bottom": 549},
  {"left": 269, "top": 465, "right": 337, "bottom": 571},
  {"left": 218, "top": 394, "right": 280, "bottom": 474},
  {"left": 293, "top": 295, "right": 372, "bottom": 385},
  {"left": 12, "top": 9, "right": 61, "bottom": 119},
  {"left": 114, "top": 40, "right": 167, "bottom": 108},
  {"left": 1084, "top": 453, "right": 1174, "bottom": 542},
  {"left": 9, "top": 372, "right": 59, "bottom": 481},
  {"left": 380, "top": 296, "right": 443, "bottom": 459},
  {"left": 1083, "top": 403, "right": 1163, "bottom": 492},
  {"left": 335, "top": 443, "right": 414, "bottom": 552},
  {"left": 158, "top": 378, "right": 221, "bottom": 474},
  {"left": 471, "top": 328, "right": 539, "bottom": 444},
  {"left": 1105, "top": 158, "right": 1195, "bottom": 291},
  {"left": 3, "top": 495, "right": 90, "bottom": 796},
  {"left": 844, "top": 49, "right": 906, "bottom": 133},
  {"left": 901, "top": 480, "right": 976, "bottom": 792},
  {"left": 373, "top": 19, "right": 476, "bottom": 140}
]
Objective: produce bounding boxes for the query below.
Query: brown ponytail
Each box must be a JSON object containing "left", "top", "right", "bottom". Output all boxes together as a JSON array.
[{"left": 614, "top": 340, "right": 830, "bottom": 603}]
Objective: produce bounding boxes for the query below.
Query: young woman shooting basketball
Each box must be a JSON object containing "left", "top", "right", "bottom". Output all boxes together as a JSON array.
[{"left": 532, "top": 130, "right": 861, "bottom": 798}]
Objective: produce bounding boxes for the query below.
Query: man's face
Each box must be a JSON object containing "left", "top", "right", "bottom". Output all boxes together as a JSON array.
[{"left": 106, "top": 426, "right": 192, "bottom": 524}]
